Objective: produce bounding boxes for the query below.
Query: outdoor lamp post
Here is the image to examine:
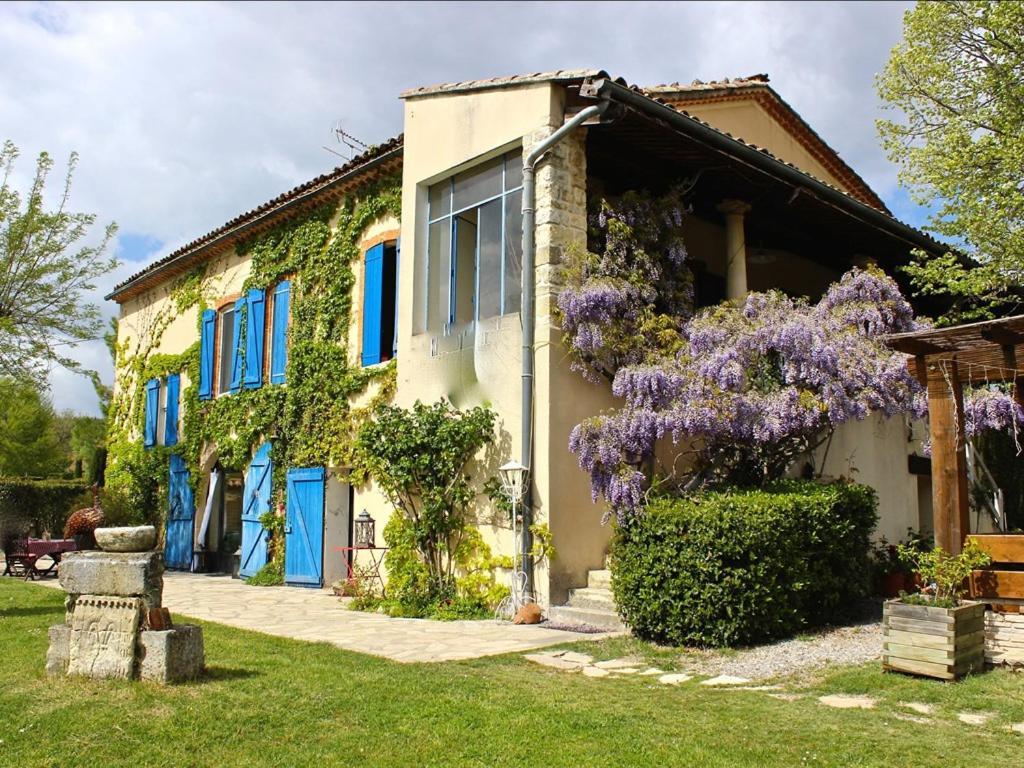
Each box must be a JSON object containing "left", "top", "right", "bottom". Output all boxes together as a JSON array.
[
  {"left": 498, "top": 460, "right": 529, "bottom": 511},
  {"left": 354, "top": 509, "right": 375, "bottom": 549}
]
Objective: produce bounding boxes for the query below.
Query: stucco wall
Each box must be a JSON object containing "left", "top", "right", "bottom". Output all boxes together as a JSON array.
[{"left": 682, "top": 99, "right": 850, "bottom": 193}]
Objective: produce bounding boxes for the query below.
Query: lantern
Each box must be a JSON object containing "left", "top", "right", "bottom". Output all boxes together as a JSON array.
[
  {"left": 498, "top": 460, "right": 529, "bottom": 505},
  {"left": 354, "top": 510, "right": 375, "bottom": 548}
]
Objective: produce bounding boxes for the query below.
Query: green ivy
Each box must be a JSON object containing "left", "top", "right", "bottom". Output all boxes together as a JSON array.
[{"left": 105, "top": 175, "right": 403, "bottom": 568}]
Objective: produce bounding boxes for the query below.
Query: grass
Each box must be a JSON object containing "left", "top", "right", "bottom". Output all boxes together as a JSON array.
[{"left": 1, "top": 579, "right": 1023, "bottom": 767}]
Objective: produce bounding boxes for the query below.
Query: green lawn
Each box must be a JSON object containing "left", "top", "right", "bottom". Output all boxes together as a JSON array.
[{"left": 2, "top": 580, "right": 1022, "bottom": 767}]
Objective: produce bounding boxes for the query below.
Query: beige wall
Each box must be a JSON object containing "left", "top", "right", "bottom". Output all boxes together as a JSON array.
[{"left": 683, "top": 99, "right": 850, "bottom": 193}]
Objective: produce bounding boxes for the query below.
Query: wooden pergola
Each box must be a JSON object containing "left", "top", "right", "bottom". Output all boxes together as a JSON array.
[{"left": 885, "top": 315, "right": 1024, "bottom": 603}]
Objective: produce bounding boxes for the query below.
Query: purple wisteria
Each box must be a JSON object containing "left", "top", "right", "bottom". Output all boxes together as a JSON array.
[{"left": 556, "top": 187, "right": 693, "bottom": 383}]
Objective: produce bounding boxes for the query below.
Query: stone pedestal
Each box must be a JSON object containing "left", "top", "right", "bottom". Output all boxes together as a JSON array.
[
  {"left": 46, "top": 549, "right": 204, "bottom": 684},
  {"left": 139, "top": 625, "right": 205, "bottom": 683}
]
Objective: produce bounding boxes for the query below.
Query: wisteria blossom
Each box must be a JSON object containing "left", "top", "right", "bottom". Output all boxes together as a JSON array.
[{"left": 561, "top": 192, "right": 1024, "bottom": 523}]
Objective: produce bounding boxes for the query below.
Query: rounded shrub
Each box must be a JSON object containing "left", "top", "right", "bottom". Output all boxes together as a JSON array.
[{"left": 612, "top": 480, "right": 877, "bottom": 648}]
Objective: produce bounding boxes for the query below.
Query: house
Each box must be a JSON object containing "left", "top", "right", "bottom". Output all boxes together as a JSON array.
[{"left": 105, "top": 70, "right": 949, "bottom": 615}]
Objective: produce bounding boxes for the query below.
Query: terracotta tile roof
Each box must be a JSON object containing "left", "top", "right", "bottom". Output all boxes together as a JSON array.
[
  {"left": 400, "top": 69, "right": 609, "bottom": 99},
  {"left": 643, "top": 74, "right": 888, "bottom": 212},
  {"left": 107, "top": 136, "right": 404, "bottom": 303}
]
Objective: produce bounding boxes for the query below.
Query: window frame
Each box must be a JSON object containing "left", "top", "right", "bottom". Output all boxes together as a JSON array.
[
  {"left": 424, "top": 150, "right": 524, "bottom": 334},
  {"left": 213, "top": 296, "right": 240, "bottom": 397}
]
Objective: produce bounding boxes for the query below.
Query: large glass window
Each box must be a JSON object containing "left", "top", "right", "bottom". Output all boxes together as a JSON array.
[{"left": 425, "top": 150, "right": 523, "bottom": 333}]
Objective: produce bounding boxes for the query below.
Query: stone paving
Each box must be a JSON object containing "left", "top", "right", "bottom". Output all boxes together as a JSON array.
[
  {"left": 524, "top": 649, "right": 1024, "bottom": 735},
  {"left": 31, "top": 571, "right": 610, "bottom": 663}
]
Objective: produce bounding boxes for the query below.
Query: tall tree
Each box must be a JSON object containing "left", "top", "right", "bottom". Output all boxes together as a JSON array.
[
  {"left": 877, "top": 1, "right": 1024, "bottom": 322},
  {"left": 0, "top": 140, "right": 118, "bottom": 385},
  {"left": 0, "top": 378, "right": 65, "bottom": 477}
]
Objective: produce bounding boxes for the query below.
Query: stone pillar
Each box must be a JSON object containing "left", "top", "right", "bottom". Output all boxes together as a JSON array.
[{"left": 717, "top": 199, "right": 752, "bottom": 300}]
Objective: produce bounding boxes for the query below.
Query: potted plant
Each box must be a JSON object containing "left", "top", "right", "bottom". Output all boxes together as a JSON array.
[
  {"left": 872, "top": 529, "right": 931, "bottom": 596},
  {"left": 882, "top": 539, "right": 992, "bottom": 680}
]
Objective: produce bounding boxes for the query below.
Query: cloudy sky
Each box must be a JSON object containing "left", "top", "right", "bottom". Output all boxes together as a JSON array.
[{"left": 1, "top": 0, "right": 922, "bottom": 416}]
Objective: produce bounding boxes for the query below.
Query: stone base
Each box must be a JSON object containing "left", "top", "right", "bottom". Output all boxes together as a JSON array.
[
  {"left": 985, "top": 611, "right": 1024, "bottom": 667},
  {"left": 139, "top": 625, "right": 205, "bottom": 684},
  {"left": 46, "top": 624, "right": 70, "bottom": 676},
  {"left": 59, "top": 551, "right": 163, "bottom": 614}
]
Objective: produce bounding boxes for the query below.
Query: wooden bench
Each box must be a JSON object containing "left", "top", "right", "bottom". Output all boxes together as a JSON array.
[
  {"left": 2, "top": 538, "right": 77, "bottom": 581},
  {"left": 968, "top": 534, "right": 1024, "bottom": 609}
]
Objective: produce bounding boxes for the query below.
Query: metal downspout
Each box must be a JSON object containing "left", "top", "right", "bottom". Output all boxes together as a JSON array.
[{"left": 520, "top": 99, "right": 611, "bottom": 595}]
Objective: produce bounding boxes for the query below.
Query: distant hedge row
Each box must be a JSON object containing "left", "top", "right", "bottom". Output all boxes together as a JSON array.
[
  {"left": 612, "top": 480, "right": 878, "bottom": 648},
  {"left": 0, "top": 477, "right": 90, "bottom": 545}
]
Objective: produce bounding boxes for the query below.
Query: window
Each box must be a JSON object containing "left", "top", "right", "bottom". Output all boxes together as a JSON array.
[
  {"left": 361, "top": 241, "right": 399, "bottom": 366},
  {"left": 143, "top": 373, "right": 180, "bottom": 449},
  {"left": 425, "top": 150, "right": 523, "bottom": 334},
  {"left": 217, "top": 304, "right": 237, "bottom": 395}
]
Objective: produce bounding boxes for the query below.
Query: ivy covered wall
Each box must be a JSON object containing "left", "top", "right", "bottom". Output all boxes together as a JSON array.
[{"left": 105, "top": 175, "right": 402, "bottom": 529}]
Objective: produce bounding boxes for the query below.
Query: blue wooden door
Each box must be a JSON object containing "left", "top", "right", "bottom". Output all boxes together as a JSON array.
[
  {"left": 284, "top": 467, "right": 325, "bottom": 587},
  {"left": 240, "top": 443, "right": 272, "bottom": 578},
  {"left": 166, "top": 454, "right": 195, "bottom": 570}
]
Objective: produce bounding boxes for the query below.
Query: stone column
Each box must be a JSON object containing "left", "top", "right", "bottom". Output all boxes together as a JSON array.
[{"left": 717, "top": 199, "right": 752, "bottom": 300}]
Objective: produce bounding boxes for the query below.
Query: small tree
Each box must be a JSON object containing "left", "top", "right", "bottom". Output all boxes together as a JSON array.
[
  {"left": 356, "top": 400, "right": 496, "bottom": 598},
  {"left": 0, "top": 377, "right": 65, "bottom": 477},
  {"left": 0, "top": 140, "right": 118, "bottom": 386},
  {"left": 877, "top": 1, "right": 1024, "bottom": 321}
]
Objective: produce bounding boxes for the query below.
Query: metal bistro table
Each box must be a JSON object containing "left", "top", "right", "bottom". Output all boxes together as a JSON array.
[{"left": 334, "top": 546, "right": 388, "bottom": 596}]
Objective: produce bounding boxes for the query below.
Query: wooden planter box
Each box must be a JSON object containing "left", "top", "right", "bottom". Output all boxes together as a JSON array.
[{"left": 882, "top": 599, "right": 986, "bottom": 681}]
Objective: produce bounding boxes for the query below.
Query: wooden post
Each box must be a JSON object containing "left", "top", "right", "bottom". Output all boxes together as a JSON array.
[{"left": 927, "top": 359, "right": 970, "bottom": 554}]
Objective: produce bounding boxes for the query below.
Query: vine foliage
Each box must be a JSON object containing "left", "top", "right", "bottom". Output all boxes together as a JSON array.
[{"left": 105, "top": 176, "right": 402, "bottom": 565}]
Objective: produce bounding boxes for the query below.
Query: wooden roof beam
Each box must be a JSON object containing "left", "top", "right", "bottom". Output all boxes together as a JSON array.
[{"left": 888, "top": 338, "right": 947, "bottom": 356}]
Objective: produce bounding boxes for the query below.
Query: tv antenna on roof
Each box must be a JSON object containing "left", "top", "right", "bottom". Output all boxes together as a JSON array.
[{"left": 322, "top": 122, "right": 370, "bottom": 162}]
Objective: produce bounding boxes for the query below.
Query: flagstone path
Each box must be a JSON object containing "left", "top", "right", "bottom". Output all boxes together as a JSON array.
[
  {"left": 523, "top": 649, "right": 1024, "bottom": 735},
  {"left": 30, "top": 571, "right": 613, "bottom": 663}
]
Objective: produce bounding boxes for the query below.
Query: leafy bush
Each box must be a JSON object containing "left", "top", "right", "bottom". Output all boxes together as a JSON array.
[
  {"left": 247, "top": 559, "right": 284, "bottom": 587},
  {"left": 612, "top": 480, "right": 877, "bottom": 647},
  {"left": 0, "top": 477, "right": 90, "bottom": 545},
  {"left": 897, "top": 538, "right": 992, "bottom": 606}
]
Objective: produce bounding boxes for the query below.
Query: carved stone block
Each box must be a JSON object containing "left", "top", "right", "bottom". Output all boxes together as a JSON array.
[
  {"left": 45, "top": 624, "right": 70, "bottom": 676},
  {"left": 66, "top": 595, "right": 143, "bottom": 680}
]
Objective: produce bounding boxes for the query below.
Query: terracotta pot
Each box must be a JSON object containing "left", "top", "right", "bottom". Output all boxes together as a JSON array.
[{"left": 877, "top": 571, "right": 906, "bottom": 598}]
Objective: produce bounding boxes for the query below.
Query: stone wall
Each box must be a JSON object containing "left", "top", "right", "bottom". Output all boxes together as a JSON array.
[{"left": 984, "top": 610, "right": 1024, "bottom": 667}]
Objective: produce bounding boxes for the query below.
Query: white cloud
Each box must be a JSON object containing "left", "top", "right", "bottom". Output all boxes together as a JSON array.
[{"left": 0, "top": 0, "right": 918, "bottom": 415}]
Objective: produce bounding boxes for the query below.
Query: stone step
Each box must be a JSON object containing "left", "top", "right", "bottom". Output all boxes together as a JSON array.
[
  {"left": 568, "top": 587, "right": 616, "bottom": 612},
  {"left": 587, "top": 569, "right": 612, "bottom": 591},
  {"left": 547, "top": 604, "right": 625, "bottom": 632}
]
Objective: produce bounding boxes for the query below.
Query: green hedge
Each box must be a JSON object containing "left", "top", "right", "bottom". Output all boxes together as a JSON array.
[
  {"left": 612, "top": 480, "right": 878, "bottom": 648},
  {"left": 0, "top": 477, "right": 90, "bottom": 545}
]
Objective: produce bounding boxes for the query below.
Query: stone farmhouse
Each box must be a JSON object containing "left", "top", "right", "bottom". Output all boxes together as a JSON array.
[{"left": 106, "top": 70, "right": 953, "bottom": 614}]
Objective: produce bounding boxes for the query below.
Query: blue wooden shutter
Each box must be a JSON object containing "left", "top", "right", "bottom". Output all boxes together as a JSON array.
[
  {"left": 143, "top": 378, "right": 160, "bottom": 448},
  {"left": 392, "top": 238, "right": 400, "bottom": 359},
  {"left": 164, "top": 373, "right": 180, "bottom": 447},
  {"left": 270, "top": 281, "right": 290, "bottom": 385},
  {"left": 243, "top": 288, "right": 265, "bottom": 389},
  {"left": 229, "top": 297, "right": 245, "bottom": 393},
  {"left": 361, "top": 244, "right": 384, "bottom": 366},
  {"left": 199, "top": 309, "right": 216, "bottom": 400}
]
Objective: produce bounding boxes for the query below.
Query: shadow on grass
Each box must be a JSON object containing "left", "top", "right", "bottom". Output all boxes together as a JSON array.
[
  {"left": 0, "top": 605, "right": 64, "bottom": 618},
  {"left": 203, "top": 665, "right": 261, "bottom": 682}
]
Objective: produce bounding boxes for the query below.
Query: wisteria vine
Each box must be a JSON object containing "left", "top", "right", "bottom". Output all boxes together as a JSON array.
[{"left": 558, "top": 190, "right": 1024, "bottom": 522}]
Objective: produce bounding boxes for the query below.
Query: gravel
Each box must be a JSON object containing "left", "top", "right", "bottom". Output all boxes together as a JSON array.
[{"left": 679, "top": 619, "right": 883, "bottom": 681}]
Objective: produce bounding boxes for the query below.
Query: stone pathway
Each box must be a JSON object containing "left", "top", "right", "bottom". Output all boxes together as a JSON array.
[
  {"left": 30, "top": 572, "right": 611, "bottom": 663},
  {"left": 523, "top": 651, "right": 1024, "bottom": 736}
]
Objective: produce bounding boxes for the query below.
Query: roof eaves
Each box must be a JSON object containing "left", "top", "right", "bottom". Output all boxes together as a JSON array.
[
  {"left": 400, "top": 69, "right": 608, "bottom": 100},
  {"left": 584, "top": 77, "right": 946, "bottom": 256},
  {"left": 643, "top": 78, "right": 888, "bottom": 213},
  {"left": 106, "top": 136, "right": 404, "bottom": 303}
]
